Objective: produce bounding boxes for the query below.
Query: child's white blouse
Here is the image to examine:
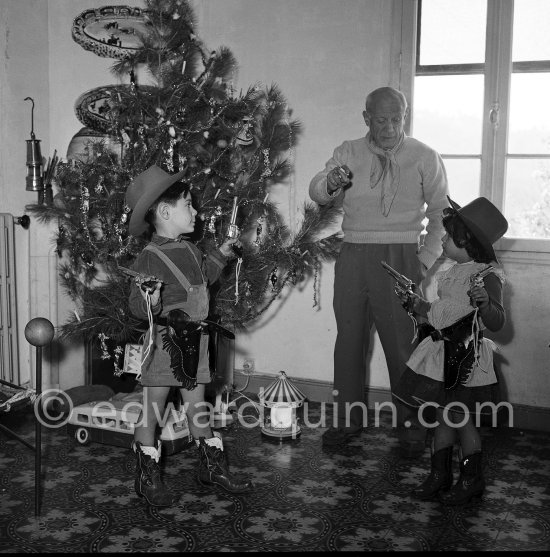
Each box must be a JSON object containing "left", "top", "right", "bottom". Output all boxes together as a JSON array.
[{"left": 407, "top": 261, "right": 506, "bottom": 387}]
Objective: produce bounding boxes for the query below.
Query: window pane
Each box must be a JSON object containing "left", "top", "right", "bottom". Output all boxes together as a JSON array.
[
  {"left": 504, "top": 159, "right": 550, "bottom": 239},
  {"left": 418, "top": 0, "right": 486, "bottom": 65},
  {"left": 508, "top": 73, "right": 550, "bottom": 154},
  {"left": 512, "top": 0, "right": 550, "bottom": 62},
  {"left": 413, "top": 75, "right": 484, "bottom": 154},
  {"left": 442, "top": 159, "right": 481, "bottom": 207}
]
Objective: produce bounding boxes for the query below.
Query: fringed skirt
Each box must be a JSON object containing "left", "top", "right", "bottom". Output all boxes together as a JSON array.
[{"left": 394, "top": 366, "right": 502, "bottom": 425}]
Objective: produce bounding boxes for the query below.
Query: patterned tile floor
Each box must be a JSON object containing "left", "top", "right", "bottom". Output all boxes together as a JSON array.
[{"left": 1, "top": 396, "right": 549, "bottom": 552}]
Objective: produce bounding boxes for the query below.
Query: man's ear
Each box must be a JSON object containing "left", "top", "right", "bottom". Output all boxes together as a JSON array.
[{"left": 363, "top": 110, "right": 370, "bottom": 127}]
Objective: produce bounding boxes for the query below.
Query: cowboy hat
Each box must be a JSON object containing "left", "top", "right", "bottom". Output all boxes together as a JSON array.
[
  {"left": 447, "top": 195, "right": 508, "bottom": 262},
  {"left": 126, "top": 165, "right": 186, "bottom": 236}
]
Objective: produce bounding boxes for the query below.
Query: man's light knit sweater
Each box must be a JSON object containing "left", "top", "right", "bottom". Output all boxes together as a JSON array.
[{"left": 309, "top": 135, "right": 449, "bottom": 270}]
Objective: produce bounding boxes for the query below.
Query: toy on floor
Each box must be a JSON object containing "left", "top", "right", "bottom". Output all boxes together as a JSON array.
[{"left": 66, "top": 389, "right": 192, "bottom": 455}]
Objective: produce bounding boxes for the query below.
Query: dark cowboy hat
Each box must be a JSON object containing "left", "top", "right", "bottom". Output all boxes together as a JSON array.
[
  {"left": 126, "top": 165, "right": 186, "bottom": 236},
  {"left": 447, "top": 195, "right": 508, "bottom": 262}
]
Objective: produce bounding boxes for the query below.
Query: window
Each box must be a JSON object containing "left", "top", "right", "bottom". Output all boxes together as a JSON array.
[{"left": 404, "top": 0, "right": 550, "bottom": 251}]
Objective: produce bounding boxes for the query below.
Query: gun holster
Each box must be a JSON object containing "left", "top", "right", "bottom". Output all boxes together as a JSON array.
[
  {"left": 427, "top": 311, "right": 478, "bottom": 390},
  {"left": 159, "top": 310, "right": 205, "bottom": 390}
]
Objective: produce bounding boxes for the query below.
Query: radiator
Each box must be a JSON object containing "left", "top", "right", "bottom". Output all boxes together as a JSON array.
[{"left": 0, "top": 213, "right": 20, "bottom": 385}]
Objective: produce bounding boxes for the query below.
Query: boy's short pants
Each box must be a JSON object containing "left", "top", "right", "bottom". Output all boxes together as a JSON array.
[{"left": 139, "top": 325, "right": 211, "bottom": 388}]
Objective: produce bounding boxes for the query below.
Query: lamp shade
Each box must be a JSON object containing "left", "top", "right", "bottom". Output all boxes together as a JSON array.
[{"left": 259, "top": 371, "right": 306, "bottom": 408}]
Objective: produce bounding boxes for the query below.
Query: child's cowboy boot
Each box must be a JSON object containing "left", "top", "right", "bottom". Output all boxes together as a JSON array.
[
  {"left": 197, "top": 431, "right": 253, "bottom": 493},
  {"left": 133, "top": 441, "right": 179, "bottom": 507},
  {"left": 412, "top": 445, "right": 453, "bottom": 500},
  {"left": 439, "top": 451, "right": 485, "bottom": 505}
]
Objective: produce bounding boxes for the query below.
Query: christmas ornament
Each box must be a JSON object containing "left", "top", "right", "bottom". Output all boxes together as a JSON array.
[
  {"left": 166, "top": 138, "right": 176, "bottom": 171},
  {"left": 253, "top": 217, "right": 264, "bottom": 246},
  {"left": 260, "top": 148, "right": 272, "bottom": 180},
  {"left": 98, "top": 332, "right": 111, "bottom": 360},
  {"left": 235, "top": 116, "right": 254, "bottom": 145},
  {"left": 81, "top": 186, "right": 90, "bottom": 213},
  {"left": 95, "top": 176, "right": 104, "bottom": 194},
  {"left": 208, "top": 213, "right": 217, "bottom": 233},
  {"left": 270, "top": 267, "right": 278, "bottom": 291}
]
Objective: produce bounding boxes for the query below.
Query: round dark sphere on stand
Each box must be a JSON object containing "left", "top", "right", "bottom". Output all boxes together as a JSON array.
[{"left": 24, "top": 318, "right": 55, "bottom": 347}]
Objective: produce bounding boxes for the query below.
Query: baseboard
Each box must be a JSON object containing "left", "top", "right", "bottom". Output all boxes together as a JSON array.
[
  {"left": 236, "top": 371, "right": 550, "bottom": 433},
  {"left": 506, "top": 403, "right": 550, "bottom": 433}
]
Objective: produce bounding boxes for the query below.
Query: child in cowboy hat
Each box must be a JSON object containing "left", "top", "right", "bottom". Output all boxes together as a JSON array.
[
  {"left": 125, "top": 165, "right": 252, "bottom": 507},
  {"left": 393, "top": 195, "right": 508, "bottom": 505}
]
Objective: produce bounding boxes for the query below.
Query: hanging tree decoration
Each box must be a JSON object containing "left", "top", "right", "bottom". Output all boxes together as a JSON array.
[{"left": 270, "top": 267, "right": 278, "bottom": 292}]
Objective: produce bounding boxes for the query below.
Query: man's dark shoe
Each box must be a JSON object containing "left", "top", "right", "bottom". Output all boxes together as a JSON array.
[{"left": 322, "top": 426, "right": 362, "bottom": 446}]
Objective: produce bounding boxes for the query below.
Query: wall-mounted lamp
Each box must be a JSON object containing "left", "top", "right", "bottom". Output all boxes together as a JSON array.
[
  {"left": 24, "top": 97, "right": 57, "bottom": 205},
  {"left": 25, "top": 97, "right": 43, "bottom": 193},
  {"left": 259, "top": 371, "right": 306, "bottom": 440}
]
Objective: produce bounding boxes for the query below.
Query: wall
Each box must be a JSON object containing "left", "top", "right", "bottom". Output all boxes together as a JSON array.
[
  {"left": 1, "top": 1, "right": 549, "bottom": 426},
  {"left": 0, "top": 0, "right": 57, "bottom": 390}
]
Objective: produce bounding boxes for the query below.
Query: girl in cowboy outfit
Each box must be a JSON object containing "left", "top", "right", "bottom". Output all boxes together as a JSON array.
[
  {"left": 125, "top": 165, "right": 252, "bottom": 507},
  {"left": 394, "top": 195, "right": 508, "bottom": 505}
]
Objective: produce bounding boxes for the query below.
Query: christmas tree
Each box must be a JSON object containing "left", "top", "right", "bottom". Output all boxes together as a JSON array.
[{"left": 26, "top": 0, "right": 341, "bottom": 356}]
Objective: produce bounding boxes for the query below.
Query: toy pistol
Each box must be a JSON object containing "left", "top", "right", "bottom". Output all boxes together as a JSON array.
[
  {"left": 227, "top": 196, "right": 240, "bottom": 239},
  {"left": 118, "top": 266, "right": 163, "bottom": 293},
  {"left": 226, "top": 196, "right": 243, "bottom": 258},
  {"left": 470, "top": 265, "right": 494, "bottom": 288},
  {"left": 469, "top": 265, "right": 494, "bottom": 306},
  {"left": 381, "top": 261, "right": 416, "bottom": 313}
]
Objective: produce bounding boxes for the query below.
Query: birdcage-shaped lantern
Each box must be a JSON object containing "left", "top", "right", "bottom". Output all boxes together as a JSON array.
[{"left": 259, "top": 371, "right": 306, "bottom": 439}]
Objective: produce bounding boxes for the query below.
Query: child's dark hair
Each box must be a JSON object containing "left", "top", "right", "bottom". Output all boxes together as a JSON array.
[
  {"left": 144, "top": 181, "right": 191, "bottom": 232},
  {"left": 442, "top": 208, "right": 493, "bottom": 263}
]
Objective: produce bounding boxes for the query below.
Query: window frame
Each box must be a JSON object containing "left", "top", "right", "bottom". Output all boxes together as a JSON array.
[{"left": 392, "top": 0, "right": 550, "bottom": 253}]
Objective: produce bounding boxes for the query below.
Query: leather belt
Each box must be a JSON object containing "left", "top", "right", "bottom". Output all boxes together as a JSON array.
[
  {"left": 155, "top": 316, "right": 235, "bottom": 340},
  {"left": 156, "top": 316, "right": 180, "bottom": 327}
]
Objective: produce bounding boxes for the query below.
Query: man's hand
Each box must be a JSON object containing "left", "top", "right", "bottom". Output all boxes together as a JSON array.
[{"left": 327, "top": 165, "right": 352, "bottom": 193}]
